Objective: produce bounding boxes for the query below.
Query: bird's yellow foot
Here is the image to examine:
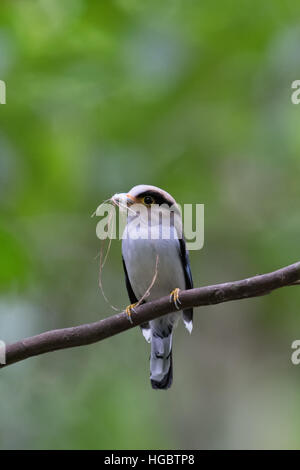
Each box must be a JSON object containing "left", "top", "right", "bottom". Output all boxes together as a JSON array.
[
  {"left": 169, "top": 288, "right": 182, "bottom": 310},
  {"left": 125, "top": 302, "right": 138, "bottom": 324}
]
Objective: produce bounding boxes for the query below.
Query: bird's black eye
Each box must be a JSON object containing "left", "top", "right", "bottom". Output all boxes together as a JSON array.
[{"left": 143, "top": 195, "right": 154, "bottom": 205}]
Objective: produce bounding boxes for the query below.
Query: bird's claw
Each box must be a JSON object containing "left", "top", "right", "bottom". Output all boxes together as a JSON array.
[
  {"left": 125, "top": 302, "right": 138, "bottom": 324},
  {"left": 169, "top": 288, "right": 181, "bottom": 310}
]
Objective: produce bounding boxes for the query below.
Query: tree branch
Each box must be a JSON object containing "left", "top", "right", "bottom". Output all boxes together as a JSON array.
[{"left": 1, "top": 262, "right": 300, "bottom": 369}]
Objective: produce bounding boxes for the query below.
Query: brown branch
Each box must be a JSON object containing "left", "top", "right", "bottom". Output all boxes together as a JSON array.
[{"left": 1, "top": 262, "right": 300, "bottom": 369}]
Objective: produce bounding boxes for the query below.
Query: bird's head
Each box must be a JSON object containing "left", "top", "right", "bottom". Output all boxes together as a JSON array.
[
  {"left": 112, "top": 185, "right": 182, "bottom": 236},
  {"left": 112, "top": 185, "right": 178, "bottom": 210}
]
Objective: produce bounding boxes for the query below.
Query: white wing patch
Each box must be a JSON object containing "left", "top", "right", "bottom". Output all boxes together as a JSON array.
[
  {"left": 142, "top": 328, "right": 152, "bottom": 343},
  {"left": 183, "top": 319, "right": 193, "bottom": 334}
]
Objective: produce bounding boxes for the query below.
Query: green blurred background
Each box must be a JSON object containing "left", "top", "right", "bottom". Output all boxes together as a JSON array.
[{"left": 0, "top": 0, "right": 300, "bottom": 450}]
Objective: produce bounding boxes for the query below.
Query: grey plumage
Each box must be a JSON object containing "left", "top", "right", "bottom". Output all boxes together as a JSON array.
[{"left": 151, "top": 335, "right": 173, "bottom": 389}]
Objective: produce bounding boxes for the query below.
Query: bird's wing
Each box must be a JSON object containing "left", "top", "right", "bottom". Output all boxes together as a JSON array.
[
  {"left": 178, "top": 238, "right": 193, "bottom": 325},
  {"left": 122, "top": 256, "right": 138, "bottom": 304},
  {"left": 122, "top": 256, "right": 151, "bottom": 338}
]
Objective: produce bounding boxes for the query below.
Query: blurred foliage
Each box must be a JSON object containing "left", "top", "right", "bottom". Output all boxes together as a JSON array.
[{"left": 0, "top": 0, "right": 300, "bottom": 449}]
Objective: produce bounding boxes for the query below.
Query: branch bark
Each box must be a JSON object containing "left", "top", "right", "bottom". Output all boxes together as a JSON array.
[{"left": 1, "top": 262, "right": 300, "bottom": 370}]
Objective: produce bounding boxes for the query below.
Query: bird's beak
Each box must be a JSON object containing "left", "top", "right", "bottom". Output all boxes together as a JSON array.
[{"left": 111, "top": 192, "right": 137, "bottom": 208}]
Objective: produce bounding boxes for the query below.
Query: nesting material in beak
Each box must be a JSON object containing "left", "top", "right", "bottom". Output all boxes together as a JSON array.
[{"left": 111, "top": 193, "right": 136, "bottom": 212}]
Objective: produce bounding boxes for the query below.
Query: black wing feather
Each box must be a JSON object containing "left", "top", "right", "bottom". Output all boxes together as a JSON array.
[
  {"left": 122, "top": 257, "right": 138, "bottom": 304},
  {"left": 179, "top": 238, "right": 193, "bottom": 324},
  {"left": 122, "top": 257, "right": 150, "bottom": 332}
]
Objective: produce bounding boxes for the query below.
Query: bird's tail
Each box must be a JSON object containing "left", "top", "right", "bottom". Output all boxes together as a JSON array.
[{"left": 150, "top": 332, "right": 173, "bottom": 390}]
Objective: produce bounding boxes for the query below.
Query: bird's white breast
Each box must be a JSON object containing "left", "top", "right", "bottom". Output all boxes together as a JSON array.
[{"left": 122, "top": 222, "right": 186, "bottom": 302}]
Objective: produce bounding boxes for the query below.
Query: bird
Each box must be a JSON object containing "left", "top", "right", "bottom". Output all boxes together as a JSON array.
[{"left": 112, "top": 185, "right": 193, "bottom": 390}]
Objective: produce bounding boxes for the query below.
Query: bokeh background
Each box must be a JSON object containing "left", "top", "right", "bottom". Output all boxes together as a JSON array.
[{"left": 0, "top": 0, "right": 300, "bottom": 450}]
